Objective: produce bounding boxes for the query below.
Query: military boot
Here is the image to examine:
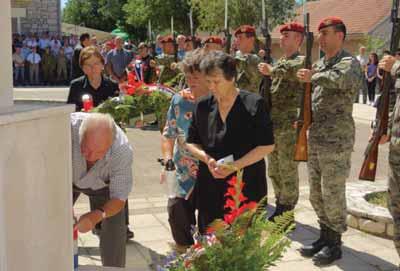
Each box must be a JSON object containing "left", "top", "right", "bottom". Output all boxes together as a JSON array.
[
  {"left": 312, "top": 227, "right": 342, "bottom": 266},
  {"left": 300, "top": 223, "right": 328, "bottom": 257}
]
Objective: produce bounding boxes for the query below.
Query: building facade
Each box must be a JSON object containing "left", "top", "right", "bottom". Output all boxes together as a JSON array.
[{"left": 11, "top": 0, "right": 61, "bottom": 34}]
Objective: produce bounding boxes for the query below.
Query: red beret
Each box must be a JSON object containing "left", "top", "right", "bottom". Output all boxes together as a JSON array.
[
  {"left": 234, "top": 25, "right": 256, "bottom": 37},
  {"left": 161, "top": 35, "right": 174, "bottom": 43},
  {"left": 204, "top": 36, "right": 223, "bottom": 45},
  {"left": 106, "top": 41, "right": 115, "bottom": 48},
  {"left": 318, "top": 16, "right": 345, "bottom": 31},
  {"left": 280, "top": 22, "right": 305, "bottom": 34}
]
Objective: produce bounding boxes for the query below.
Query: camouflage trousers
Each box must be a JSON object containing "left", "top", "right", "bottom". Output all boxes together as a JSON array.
[
  {"left": 308, "top": 144, "right": 352, "bottom": 233},
  {"left": 267, "top": 130, "right": 299, "bottom": 206},
  {"left": 388, "top": 143, "right": 400, "bottom": 257}
]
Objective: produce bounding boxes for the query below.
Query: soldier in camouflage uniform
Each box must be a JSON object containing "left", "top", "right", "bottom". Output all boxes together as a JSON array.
[
  {"left": 155, "top": 35, "right": 180, "bottom": 85},
  {"left": 203, "top": 36, "right": 223, "bottom": 52},
  {"left": 234, "top": 25, "right": 262, "bottom": 93},
  {"left": 297, "top": 17, "right": 363, "bottom": 266},
  {"left": 376, "top": 54, "right": 400, "bottom": 264},
  {"left": 258, "top": 22, "right": 305, "bottom": 221}
]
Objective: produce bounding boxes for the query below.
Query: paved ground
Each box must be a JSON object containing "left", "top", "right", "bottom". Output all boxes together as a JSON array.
[{"left": 14, "top": 87, "right": 397, "bottom": 270}]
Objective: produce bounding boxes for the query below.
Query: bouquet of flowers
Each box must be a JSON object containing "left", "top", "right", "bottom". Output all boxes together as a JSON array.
[
  {"left": 159, "top": 169, "right": 294, "bottom": 271},
  {"left": 92, "top": 67, "right": 176, "bottom": 130}
]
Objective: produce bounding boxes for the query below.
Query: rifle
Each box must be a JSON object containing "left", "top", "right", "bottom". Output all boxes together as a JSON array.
[
  {"left": 258, "top": 12, "right": 273, "bottom": 112},
  {"left": 359, "top": 0, "right": 400, "bottom": 181},
  {"left": 294, "top": 13, "right": 314, "bottom": 162}
]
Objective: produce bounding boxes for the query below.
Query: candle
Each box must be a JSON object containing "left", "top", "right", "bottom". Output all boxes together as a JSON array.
[{"left": 82, "top": 94, "right": 93, "bottom": 112}]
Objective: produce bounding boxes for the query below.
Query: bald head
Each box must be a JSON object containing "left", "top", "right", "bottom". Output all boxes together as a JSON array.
[{"left": 79, "top": 113, "right": 116, "bottom": 163}]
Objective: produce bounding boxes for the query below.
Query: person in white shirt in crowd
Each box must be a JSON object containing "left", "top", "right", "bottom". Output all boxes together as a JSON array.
[
  {"left": 39, "top": 32, "right": 51, "bottom": 53},
  {"left": 63, "top": 40, "right": 75, "bottom": 79},
  {"left": 50, "top": 36, "right": 62, "bottom": 56},
  {"left": 356, "top": 46, "right": 369, "bottom": 104},
  {"left": 26, "top": 33, "right": 38, "bottom": 49},
  {"left": 26, "top": 46, "right": 41, "bottom": 85},
  {"left": 177, "top": 34, "right": 186, "bottom": 61},
  {"left": 13, "top": 46, "right": 26, "bottom": 85}
]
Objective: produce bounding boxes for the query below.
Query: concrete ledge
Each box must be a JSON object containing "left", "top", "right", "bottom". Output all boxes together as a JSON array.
[
  {"left": 347, "top": 181, "right": 393, "bottom": 238},
  {"left": 0, "top": 101, "right": 74, "bottom": 126}
]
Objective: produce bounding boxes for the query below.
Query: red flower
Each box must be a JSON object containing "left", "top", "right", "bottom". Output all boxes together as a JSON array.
[
  {"left": 238, "top": 193, "right": 248, "bottom": 203},
  {"left": 193, "top": 243, "right": 203, "bottom": 250},
  {"left": 224, "top": 213, "right": 236, "bottom": 224},
  {"left": 227, "top": 176, "right": 237, "bottom": 186},
  {"left": 206, "top": 227, "right": 215, "bottom": 234},
  {"left": 224, "top": 199, "right": 236, "bottom": 210},
  {"left": 225, "top": 187, "right": 237, "bottom": 197}
]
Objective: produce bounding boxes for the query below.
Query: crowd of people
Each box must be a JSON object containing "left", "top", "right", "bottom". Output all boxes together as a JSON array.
[
  {"left": 356, "top": 46, "right": 400, "bottom": 105},
  {"left": 66, "top": 17, "right": 400, "bottom": 270}
]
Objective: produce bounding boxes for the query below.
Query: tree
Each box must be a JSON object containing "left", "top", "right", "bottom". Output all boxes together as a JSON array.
[
  {"left": 192, "top": 0, "right": 296, "bottom": 33},
  {"left": 360, "top": 35, "right": 386, "bottom": 56},
  {"left": 123, "top": 0, "right": 195, "bottom": 38},
  {"left": 63, "top": 0, "right": 128, "bottom": 32}
]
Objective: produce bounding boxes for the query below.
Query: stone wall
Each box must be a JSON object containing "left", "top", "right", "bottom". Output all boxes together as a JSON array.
[{"left": 11, "top": 0, "right": 61, "bottom": 34}]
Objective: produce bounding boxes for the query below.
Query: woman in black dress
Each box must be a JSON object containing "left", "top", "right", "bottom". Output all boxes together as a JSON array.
[
  {"left": 67, "top": 46, "right": 119, "bottom": 112},
  {"left": 186, "top": 51, "right": 275, "bottom": 233}
]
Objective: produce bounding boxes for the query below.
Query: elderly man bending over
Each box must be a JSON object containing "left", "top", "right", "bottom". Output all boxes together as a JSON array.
[{"left": 72, "top": 112, "right": 133, "bottom": 267}]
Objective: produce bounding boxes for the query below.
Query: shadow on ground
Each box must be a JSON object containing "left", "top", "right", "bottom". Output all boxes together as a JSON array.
[{"left": 290, "top": 222, "right": 398, "bottom": 271}]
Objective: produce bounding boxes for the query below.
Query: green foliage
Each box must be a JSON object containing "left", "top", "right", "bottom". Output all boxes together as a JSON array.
[
  {"left": 192, "top": 0, "right": 296, "bottom": 33},
  {"left": 63, "top": 0, "right": 128, "bottom": 32},
  {"left": 91, "top": 92, "right": 171, "bottom": 128},
  {"left": 164, "top": 196, "right": 293, "bottom": 271},
  {"left": 360, "top": 35, "right": 386, "bottom": 55},
  {"left": 123, "top": 0, "right": 194, "bottom": 36},
  {"left": 365, "top": 191, "right": 388, "bottom": 208}
]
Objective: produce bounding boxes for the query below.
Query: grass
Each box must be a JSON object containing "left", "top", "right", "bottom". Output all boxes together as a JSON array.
[{"left": 365, "top": 191, "right": 388, "bottom": 208}]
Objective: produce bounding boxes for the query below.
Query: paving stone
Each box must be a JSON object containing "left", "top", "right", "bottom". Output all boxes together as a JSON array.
[
  {"left": 130, "top": 214, "right": 162, "bottom": 229},
  {"left": 359, "top": 218, "right": 386, "bottom": 235},
  {"left": 132, "top": 226, "right": 171, "bottom": 243}
]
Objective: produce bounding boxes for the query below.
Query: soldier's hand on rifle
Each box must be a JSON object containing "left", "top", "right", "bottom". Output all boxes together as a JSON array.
[
  {"left": 379, "top": 55, "right": 396, "bottom": 72},
  {"left": 150, "top": 60, "right": 156, "bottom": 68},
  {"left": 258, "top": 49, "right": 266, "bottom": 58},
  {"left": 297, "top": 69, "right": 312, "bottom": 83},
  {"left": 258, "top": 63, "right": 272, "bottom": 76},
  {"left": 379, "top": 135, "right": 390, "bottom": 144}
]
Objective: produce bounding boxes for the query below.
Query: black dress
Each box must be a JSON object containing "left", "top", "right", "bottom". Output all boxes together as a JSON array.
[
  {"left": 67, "top": 75, "right": 119, "bottom": 112},
  {"left": 187, "top": 90, "right": 274, "bottom": 232}
]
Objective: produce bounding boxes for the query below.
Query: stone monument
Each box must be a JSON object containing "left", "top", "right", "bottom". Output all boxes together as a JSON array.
[{"left": 0, "top": 1, "right": 74, "bottom": 270}]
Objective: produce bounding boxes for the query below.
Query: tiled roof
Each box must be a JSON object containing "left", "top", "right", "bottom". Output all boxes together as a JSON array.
[{"left": 271, "top": 0, "right": 392, "bottom": 38}]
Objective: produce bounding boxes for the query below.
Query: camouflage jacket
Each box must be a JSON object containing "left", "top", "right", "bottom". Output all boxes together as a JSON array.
[
  {"left": 270, "top": 52, "right": 305, "bottom": 133},
  {"left": 309, "top": 49, "right": 363, "bottom": 150},
  {"left": 389, "top": 60, "right": 400, "bottom": 145},
  {"left": 235, "top": 51, "right": 262, "bottom": 93},
  {"left": 156, "top": 53, "right": 179, "bottom": 84}
]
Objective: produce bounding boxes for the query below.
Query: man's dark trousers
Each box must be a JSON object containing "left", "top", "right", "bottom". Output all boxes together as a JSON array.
[{"left": 73, "top": 186, "right": 126, "bottom": 267}]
